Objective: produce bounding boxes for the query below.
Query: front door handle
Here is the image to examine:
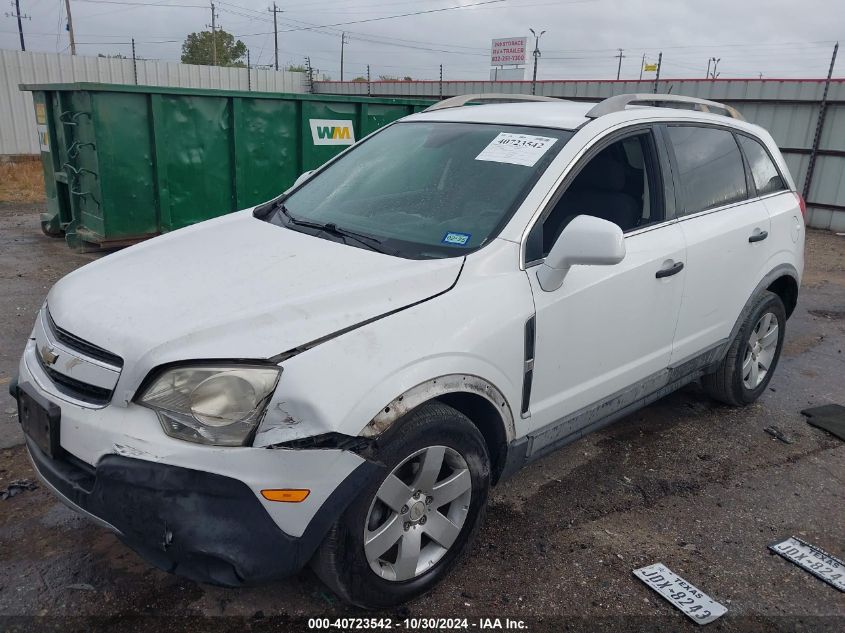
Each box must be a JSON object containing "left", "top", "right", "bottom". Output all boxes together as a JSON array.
[
  {"left": 656, "top": 261, "right": 684, "bottom": 278},
  {"left": 749, "top": 230, "right": 769, "bottom": 243}
]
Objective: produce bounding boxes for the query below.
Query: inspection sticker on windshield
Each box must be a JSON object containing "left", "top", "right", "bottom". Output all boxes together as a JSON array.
[
  {"left": 769, "top": 536, "right": 845, "bottom": 591},
  {"left": 442, "top": 231, "right": 471, "bottom": 246},
  {"left": 633, "top": 563, "right": 727, "bottom": 624},
  {"left": 475, "top": 133, "right": 557, "bottom": 167}
]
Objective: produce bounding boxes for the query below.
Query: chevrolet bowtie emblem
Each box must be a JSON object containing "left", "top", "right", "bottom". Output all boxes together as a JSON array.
[{"left": 40, "top": 344, "right": 59, "bottom": 366}]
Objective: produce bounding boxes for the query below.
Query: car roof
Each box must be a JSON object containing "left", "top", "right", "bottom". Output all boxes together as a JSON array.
[{"left": 402, "top": 99, "right": 765, "bottom": 137}]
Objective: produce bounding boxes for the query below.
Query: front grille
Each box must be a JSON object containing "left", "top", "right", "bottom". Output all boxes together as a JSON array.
[
  {"left": 38, "top": 359, "right": 112, "bottom": 406},
  {"left": 46, "top": 310, "right": 123, "bottom": 368}
]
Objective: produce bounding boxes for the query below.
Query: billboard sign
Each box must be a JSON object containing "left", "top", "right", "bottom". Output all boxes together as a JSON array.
[{"left": 491, "top": 37, "right": 527, "bottom": 66}]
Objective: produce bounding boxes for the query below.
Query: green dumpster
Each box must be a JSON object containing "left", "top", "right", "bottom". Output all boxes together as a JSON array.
[{"left": 21, "top": 82, "right": 434, "bottom": 249}]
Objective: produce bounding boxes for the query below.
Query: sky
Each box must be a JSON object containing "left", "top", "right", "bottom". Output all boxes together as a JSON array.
[{"left": 1, "top": 0, "right": 842, "bottom": 81}]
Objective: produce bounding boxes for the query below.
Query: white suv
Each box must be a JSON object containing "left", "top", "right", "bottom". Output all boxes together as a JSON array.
[{"left": 13, "top": 93, "right": 804, "bottom": 608}]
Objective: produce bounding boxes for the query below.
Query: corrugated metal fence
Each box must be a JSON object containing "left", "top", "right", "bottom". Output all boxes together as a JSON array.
[
  {"left": 1, "top": 49, "right": 307, "bottom": 156},
  {"left": 316, "top": 78, "right": 845, "bottom": 231}
]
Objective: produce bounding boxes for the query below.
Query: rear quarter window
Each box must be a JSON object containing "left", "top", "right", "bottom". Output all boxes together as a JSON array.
[
  {"left": 737, "top": 135, "right": 787, "bottom": 196},
  {"left": 667, "top": 126, "right": 748, "bottom": 215}
]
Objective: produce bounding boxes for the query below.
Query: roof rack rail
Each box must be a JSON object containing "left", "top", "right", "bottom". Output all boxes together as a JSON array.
[
  {"left": 586, "top": 93, "right": 745, "bottom": 121},
  {"left": 424, "top": 93, "right": 559, "bottom": 112}
]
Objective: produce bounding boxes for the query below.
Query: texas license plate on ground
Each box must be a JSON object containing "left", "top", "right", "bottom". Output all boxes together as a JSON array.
[
  {"left": 769, "top": 537, "right": 845, "bottom": 592},
  {"left": 633, "top": 563, "right": 727, "bottom": 624}
]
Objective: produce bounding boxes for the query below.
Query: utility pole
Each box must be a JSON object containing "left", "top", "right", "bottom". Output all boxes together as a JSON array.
[
  {"left": 5, "top": 0, "right": 30, "bottom": 51},
  {"left": 529, "top": 27, "right": 545, "bottom": 96},
  {"left": 340, "top": 31, "right": 349, "bottom": 81},
  {"left": 803, "top": 41, "right": 838, "bottom": 202},
  {"left": 615, "top": 48, "right": 625, "bottom": 80},
  {"left": 706, "top": 58, "right": 712, "bottom": 78},
  {"left": 131, "top": 38, "right": 137, "bottom": 84},
  {"left": 439, "top": 63, "right": 443, "bottom": 99},
  {"left": 247, "top": 49, "right": 251, "bottom": 90},
  {"left": 366, "top": 64, "right": 371, "bottom": 96},
  {"left": 304, "top": 56, "right": 314, "bottom": 93},
  {"left": 208, "top": 2, "right": 217, "bottom": 65},
  {"left": 269, "top": 2, "right": 282, "bottom": 71},
  {"left": 709, "top": 57, "right": 720, "bottom": 79},
  {"left": 64, "top": 0, "right": 76, "bottom": 55},
  {"left": 639, "top": 53, "right": 645, "bottom": 80},
  {"left": 653, "top": 51, "right": 662, "bottom": 93}
]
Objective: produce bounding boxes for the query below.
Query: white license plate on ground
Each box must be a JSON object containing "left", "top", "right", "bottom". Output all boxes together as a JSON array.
[
  {"left": 633, "top": 563, "right": 727, "bottom": 625},
  {"left": 769, "top": 537, "right": 845, "bottom": 592}
]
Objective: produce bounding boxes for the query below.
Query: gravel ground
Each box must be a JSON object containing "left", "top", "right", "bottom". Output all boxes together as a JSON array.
[{"left": 0, "top": 203, "right": 843, "bottom": 632}]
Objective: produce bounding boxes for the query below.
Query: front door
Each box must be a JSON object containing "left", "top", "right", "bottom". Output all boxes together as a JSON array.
[{"left": 524, "top": 129, "right": 687, "bottom": 437}]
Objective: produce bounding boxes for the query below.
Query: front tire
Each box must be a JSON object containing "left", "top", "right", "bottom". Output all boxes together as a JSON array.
[
  {"left": 703, "top": 291, "right": 786, "bottom": 405},
  {"left": 311, "top": 402, "right": 490, "bottom": 609}
]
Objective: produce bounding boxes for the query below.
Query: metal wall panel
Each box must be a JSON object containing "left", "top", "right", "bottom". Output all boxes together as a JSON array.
[
  {"left": 315, "top": 77, "right": 845, "bottom": 230},
  {"left": 1, "top": 49, "right": 307, "bottom": 156}
]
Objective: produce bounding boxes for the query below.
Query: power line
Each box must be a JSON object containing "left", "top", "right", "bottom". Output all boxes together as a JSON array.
[
  {"left": 233, "top": 0, "right": 506, "bottom": 38},
  {"left": 73, "top": 0, "right": 205, "bottom": 6}
]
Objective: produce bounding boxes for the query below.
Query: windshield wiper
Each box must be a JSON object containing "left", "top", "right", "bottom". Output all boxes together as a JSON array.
[{"left": 276, "top": 203, "right": 391, "bottom": 255}]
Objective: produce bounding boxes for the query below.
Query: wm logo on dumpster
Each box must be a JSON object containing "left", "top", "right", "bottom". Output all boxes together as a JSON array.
[{"left": 309, "top": 119, "right": 356, "bottom": 146}]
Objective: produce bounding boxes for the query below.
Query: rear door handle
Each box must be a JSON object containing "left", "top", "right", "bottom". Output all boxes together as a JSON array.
[
  {"left": 749, "top": 230, "right": 769, "bottom": 243},
  {"left": 656, "top": 261, "right": 684, "bottom": 278}
]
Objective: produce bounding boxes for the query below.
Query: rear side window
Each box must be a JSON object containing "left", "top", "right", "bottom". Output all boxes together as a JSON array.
[
  {"left": 667, "top": 126, "right": 747, "bottom": 215},
  {"left": 737, "top": 135, "right": 786, "bottom": 196}
]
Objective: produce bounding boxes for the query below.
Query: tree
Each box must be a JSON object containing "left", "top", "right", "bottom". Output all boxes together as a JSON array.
[
  {"left": 285, "top": 63, "right": 308, "bottom": 73},
  {"left": 181, "top": 30, "right": 247, "bottom": 67},
  {"left": 98, "top": 53, "right": 126, "bottom": 59}
]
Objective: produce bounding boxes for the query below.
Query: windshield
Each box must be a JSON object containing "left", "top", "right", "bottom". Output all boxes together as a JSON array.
[{"left": 272, "top": 121, "right": 573, "bottom": 259}]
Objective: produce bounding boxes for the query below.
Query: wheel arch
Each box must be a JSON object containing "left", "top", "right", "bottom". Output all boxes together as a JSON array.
[
  {"left": 361, "top": 375, "right": 516, "bottom": 485},
  {"left": 725, "top": 263, "right": 800, "bottom": 360},
  {"left": 766, "top": 274, "right": 799, "bottom": 319}
]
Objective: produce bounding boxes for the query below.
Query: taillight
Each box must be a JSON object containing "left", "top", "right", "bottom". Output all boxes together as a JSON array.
[{"left": 795, "top": 192, "right": 807, "bottom": 220}]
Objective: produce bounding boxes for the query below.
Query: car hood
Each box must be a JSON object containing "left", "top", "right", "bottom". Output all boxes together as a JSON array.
[{"left": 46, "top": 210, "right": 463, "bottom": 386}]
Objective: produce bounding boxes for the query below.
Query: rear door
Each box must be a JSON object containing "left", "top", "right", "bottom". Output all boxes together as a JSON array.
[
  {"left": 663, "top": 124, "right": 772, "bottom": 363},
  {"left": 735, "top": 133, "right": 804, "bottom": 279}
]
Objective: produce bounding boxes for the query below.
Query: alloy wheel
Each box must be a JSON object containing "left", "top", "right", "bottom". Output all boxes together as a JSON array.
[
  {"left": 363, "top": 445, "right": 472, "bottom": 581},
  {"left": 742, "top": 311, "right": 779, "bottom": 389}
]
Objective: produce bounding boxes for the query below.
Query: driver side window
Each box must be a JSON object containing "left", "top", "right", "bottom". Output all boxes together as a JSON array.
[{"left": 537, "top": 131, "right": 664, "bottom": 257}]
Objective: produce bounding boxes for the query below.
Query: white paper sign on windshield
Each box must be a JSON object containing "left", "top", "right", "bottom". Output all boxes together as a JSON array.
[{"left": 475, "top": 132, "right": 557, "bottom": 167}]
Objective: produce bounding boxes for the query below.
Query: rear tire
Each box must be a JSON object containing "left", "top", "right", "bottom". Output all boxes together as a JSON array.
[
  {"left": 702, "top": 291, "right": 786, "bottom": 406},
  {"left": 311, "top": 401, "right": 490, "bottom": 609}
]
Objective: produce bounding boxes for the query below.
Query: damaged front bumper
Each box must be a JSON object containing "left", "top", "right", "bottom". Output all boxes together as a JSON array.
[
  {"left": 11, "top": 358, "right": 380, "bottom": 585},
  {"left": 22, "top": 426, "right": 377, "bottom": 586}
]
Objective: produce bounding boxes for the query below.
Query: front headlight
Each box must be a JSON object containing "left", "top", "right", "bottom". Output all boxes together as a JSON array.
[{"left": 138, "top": 365, "right": 281, "bottom": 446}]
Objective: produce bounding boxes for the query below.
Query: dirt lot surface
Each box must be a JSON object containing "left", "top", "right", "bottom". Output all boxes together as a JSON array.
[{"left": 1, "top": 203, "right": 843, "bottom": 632}]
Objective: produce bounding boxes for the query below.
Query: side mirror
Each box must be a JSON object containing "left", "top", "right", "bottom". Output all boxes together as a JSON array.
[
  {"left": 537, "top": 215, "right": 626, "bottom": 291},
  {"left": 291, "top": 170, "right": 314, "bottom": 190}
]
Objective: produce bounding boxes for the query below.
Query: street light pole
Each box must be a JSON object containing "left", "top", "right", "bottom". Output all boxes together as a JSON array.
[{"left": 529, "top": 27, "right": 545, "bottom": 96}]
